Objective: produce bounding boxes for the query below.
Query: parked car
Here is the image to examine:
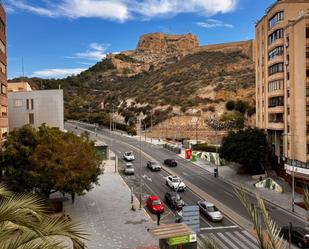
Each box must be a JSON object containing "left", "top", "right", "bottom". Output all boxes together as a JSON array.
[
  {"left": 197, "top": 201, "right": 223, "bottom": 222},
  {"left": 165, "top": 192, "right": 185, "bottom": 210},
  {"left": 280, "top": 226, "right": 309, "bottom": 248},
  {"left": 123, "top": 151, "right": 135, "bottom": 161},
  {"left": 124, "top": 163, "right": 135, "bottom": 175},
  {"left": 147, "top": 161, "right": 161, "bottom": 171},
  {"left": 166, "top": 175, "right": 186, "bottom": 191},
  {"left": 164, "top": 159, "right": 178, "bottom": 167},
  {"left": 146, "top": 195, "right": 164, "bottom": 214}
]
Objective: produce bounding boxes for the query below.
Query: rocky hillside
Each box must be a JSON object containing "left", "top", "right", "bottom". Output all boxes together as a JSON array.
[{"left": 10, "top": 33, "right": 256, "bottom": 136}]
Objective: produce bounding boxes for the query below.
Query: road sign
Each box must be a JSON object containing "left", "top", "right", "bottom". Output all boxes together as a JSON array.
[{"left": 182, "top": 205, "right": 200, "bottom": 233}]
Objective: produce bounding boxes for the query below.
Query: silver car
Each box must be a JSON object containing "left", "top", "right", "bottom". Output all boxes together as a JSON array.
[
  {"left": 124, "top": 163, "right": 135, "bottom": 175},
  {"left": 197, "top": 201, "right": 223, "bottom": 222}
]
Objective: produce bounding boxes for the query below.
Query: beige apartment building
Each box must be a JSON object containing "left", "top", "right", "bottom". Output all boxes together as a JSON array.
[{"left": 256, "top": 0, "right": 309, "bottom": 191}]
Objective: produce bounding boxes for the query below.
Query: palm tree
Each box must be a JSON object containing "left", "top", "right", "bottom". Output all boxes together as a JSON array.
[
  {"left": 0, "top": 185, "right": 87, "bottom": 249},
  {"left": 203, "top": 188, "right": 285, "bottom": 249}
]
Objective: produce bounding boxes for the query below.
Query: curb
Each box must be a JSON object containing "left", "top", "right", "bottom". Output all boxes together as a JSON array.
[{"left": 177, "top": 154, "right": 307, "bottom": 223}]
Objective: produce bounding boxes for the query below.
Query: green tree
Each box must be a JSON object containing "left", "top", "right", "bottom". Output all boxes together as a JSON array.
[
  {"left": 220, "top": 111, "right": 245, "bottom": 129},
  {"left": 219, "top": 128, "right": 269, "bottom": 173},
  {"left": 225, "top": 100, "right": 235, "bottom": 111},
  {"left": 1, "top": 125, "right": 102, "bottom": 199},
  {"left": 0, "top": 185, "right": 87, "bottom": 249},
  {"left": 235, "top": 100, "right": 249, "bottom": 114}
]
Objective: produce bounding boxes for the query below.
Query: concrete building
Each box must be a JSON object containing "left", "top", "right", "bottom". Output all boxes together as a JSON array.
[
  {"left": 8, "top": 82, "right": 32, "bottom": 92},
  {"left": 255, "top": 0, "right": 309, "bottom": 191},
  {"left": 8, "top": 89, "right": 64, "bottom": 131},
  {"left": 0, "top": 3, "right": 7, "bottom": 143}
]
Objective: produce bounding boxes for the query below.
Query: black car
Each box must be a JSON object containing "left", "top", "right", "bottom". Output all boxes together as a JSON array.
[
  {"left": 280, "top": 226, "right": 309, "bottom": 248},
  {"left": 164, "top": 159, "right": 177, "bottom": 167},
  {"left": 164, "top": 192, "right": 185, "bottom": 210}
]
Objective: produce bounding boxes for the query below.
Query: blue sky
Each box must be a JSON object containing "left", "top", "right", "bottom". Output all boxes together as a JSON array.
[{"left": 5, "top": 0, "right": 274, "bottom": 79}]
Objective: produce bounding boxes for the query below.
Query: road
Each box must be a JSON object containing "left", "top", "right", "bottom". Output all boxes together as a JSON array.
[{"left": 66, "top": 122, "right": 303, "bottom": 249}]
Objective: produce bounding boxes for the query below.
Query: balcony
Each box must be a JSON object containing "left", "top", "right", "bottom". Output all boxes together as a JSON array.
[
  {"left": 268, "top": 89, "right": 284, "bottom": 98},
  {"left": 268, "top": 105, "right": 284, "bottom": 114},
  {"left": 285, "top": 163, "right": 309, "bottom": 177},
  {"left": 267, "top": 122, "right": 284, "bottom": 130},
  {"left": 268, "top": 71, "right": 284, "bottom": 82},
  {"left": 268, "top": 38, "right": 284, "bottom": 52},
  {"left": 268, "top": 54, "right": 284, "bottom": 66}
]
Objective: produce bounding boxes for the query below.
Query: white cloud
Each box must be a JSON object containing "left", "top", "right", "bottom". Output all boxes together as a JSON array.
[
  {"left": 67, "top": 42, "right": 110, "bottom": 61},
  {"left": 7, "top": 0, "right": 238, "bottom": 21},
  {"left": 196, "top": 19, "right": 234, "bottom": 28},
  {"left": 31, "top": 68, "right": 87, "bottom": 78}
]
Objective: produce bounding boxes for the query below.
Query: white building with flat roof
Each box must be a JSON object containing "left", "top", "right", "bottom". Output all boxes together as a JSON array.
[{"left": 8, "top": 89, "right": 64, "bottom": 131}]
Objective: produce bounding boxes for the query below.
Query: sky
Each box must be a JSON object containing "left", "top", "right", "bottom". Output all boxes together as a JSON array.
[{"left": 4, "top": 0, "right": 275, "bottom": 79}]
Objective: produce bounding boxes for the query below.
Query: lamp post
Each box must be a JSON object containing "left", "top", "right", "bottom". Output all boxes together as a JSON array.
[{"left": 282, "top": 133, "right": 295, "bottom": 212}]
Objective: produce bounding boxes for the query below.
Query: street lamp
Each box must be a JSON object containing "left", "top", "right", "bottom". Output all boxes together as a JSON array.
[{"left": 282, "top": 133, "right": 295, "bottom": 212}]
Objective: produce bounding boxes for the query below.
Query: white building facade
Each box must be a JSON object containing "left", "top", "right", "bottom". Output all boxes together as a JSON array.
[{"left": 8, "top": 89, "right": 64, "bottom": 131}]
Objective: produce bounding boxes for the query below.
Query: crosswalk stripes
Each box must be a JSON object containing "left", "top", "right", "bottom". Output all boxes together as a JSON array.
[{"left": 199, "top": 229, "right": 260, "bottom": 249}]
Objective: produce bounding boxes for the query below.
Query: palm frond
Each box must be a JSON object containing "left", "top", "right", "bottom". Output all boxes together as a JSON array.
[
  {"left": 257, "top": 198, "right": 285, "bottom": 249},
  {"left": 304, "top": 187, "right": 309, "bottom": 222},
  {"left": 235, "top": 187, "right": 269, "bottom": 249},
  {"left": 0, "top": 184, "right": 13, "bottom": 199}
]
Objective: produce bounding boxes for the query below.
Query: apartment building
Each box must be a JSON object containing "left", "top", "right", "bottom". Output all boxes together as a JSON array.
[
  {"left": 8, "top": 83, "right": 64, "bottom": 131},
  {"left": 255, "top": 0, "right": 309, "bottom": 191},
  {"left": 0, "top": 3, "right": 7, "bottom": 143}
]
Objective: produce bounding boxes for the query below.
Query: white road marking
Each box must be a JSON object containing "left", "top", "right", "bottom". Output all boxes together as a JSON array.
[
  {"left": 217, "top": 232, "right": 239, "bottom": 249},
  {"left": 223, "top": 190, "right": 234, "bottom": 198},
  {"left": 200, "top": 225, "right": 238, "bottom": 231},
  {"left": 234, "top": 231, "right": 259, "bottom": 248},
  {"left": 225, "top": 231, "right": 250, "bottom": 249},
  {"left": 207, "top": 233, "right": 229, "bottom": 249}
]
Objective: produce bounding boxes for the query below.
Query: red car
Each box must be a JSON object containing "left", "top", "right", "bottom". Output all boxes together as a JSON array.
[{"left": 146, "top": 195, "right": 164, "bottom": 214}]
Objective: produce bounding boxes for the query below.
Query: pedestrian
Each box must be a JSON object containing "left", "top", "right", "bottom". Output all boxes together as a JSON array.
[{"left": 156, "top": 212, "right": 161, "bottom": 226}]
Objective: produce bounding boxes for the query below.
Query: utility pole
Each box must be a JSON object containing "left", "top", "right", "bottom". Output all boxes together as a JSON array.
[{"left": 139, "top": 116, "right": 142, "bottom": 209}]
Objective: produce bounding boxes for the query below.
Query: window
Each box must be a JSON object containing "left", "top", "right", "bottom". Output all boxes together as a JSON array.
[
  {"left": 26, "top": 99, "right": 34, "bottom": 110},
  {"left": 307, "top": 144, "right": 309, "bottom": 154},
  {"left": 268, "top": 96, "right": 284, "bottom": 107},
  {"left": 28, "top": 113, "right": 34, "bottom": 125},
  {"left": 1, "top": 105, "right": 7, "bottom": 117},
  {"left": 268, "top": 11, "right": 284, "bottom": 29},
  {"left": 287, "top": 107, "right": 290, "bottom": 115},
  {"left": 307, "top": 125, "right": 309, "bottom": 134},
  {"left": 0, "top": 62, "right": 6, "bottom": 74},
  {"left": 269, "top": 63, "right": 284, "bottom": 76},
  {"left": 307, "top": 69, "right": 309, "bottom": 77},
  {"left": 307, "top": 87, "right": 309, "bottom": 97},
  {"left": 268, "top": 79, "right": 283, "bottom": 92},
  {"left": 306, "top": 28, "right": 309, "bottom": 39},
  {"left": 1, "top": 127, "right": 7, "bottom": 138},
  {"left": 0, "top": 40, "right": 5, "bottom": 54},
  {"left": 287, "top": 125, "right": 290, "bottom": 133},
  {"left": 268, "top": 46, "right": 284, "bottom": 60},
  {"left": 307, "top": 104, "right": 309, "bottom": 116},
  {"left": 26, "top": 99, "right": 29, "bottom": 110},
  {"left": 31, "top": 99, "right": 34, "bottom": 110},
  {"left": 268, "top": 29, "right": 283, "bottom": 45},
  {"left": 1, "top": 84, "right": 6, "bottom": 94},
  {"left": 14, "top": 99, "right": 23, "bottom": 107}
]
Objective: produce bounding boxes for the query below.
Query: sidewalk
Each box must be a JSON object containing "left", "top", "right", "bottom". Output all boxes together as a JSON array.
[
  {"left": 63, "top": 152, "right": 158, "bottom": 249},
  {"left": 178, "top": 150, "right": 308, "bottom": 221},
  {"left": 128, "top": 133, "right": 308, "bottom": 221}
]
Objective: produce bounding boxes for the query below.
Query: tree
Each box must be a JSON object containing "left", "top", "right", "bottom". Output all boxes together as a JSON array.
[
  {"left": 220, "top": 111, "right": 245, "bottom": 129},
  {"left": 1, "top": 125, "right": 102, "bottom": 198},
  {"left": 235, "top": 100, "right": 249, "bottom": 114},
  {"left": 219, "top": 128, "right": 269, "bottom": 173},
  {"left": 0, "top": 184, "right": 87, "bottom": 249},
  {"left": 225, "top": 100, "right": 235, "bottom": 111}
]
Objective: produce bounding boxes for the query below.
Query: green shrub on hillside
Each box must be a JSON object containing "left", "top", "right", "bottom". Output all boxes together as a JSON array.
[{"left": 192, "top": 143, "right": 218, "bottom": 152}]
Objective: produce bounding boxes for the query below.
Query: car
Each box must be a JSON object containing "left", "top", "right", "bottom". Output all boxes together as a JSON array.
[
  {"left": 123, "top": 151, "right": 135, "bottom": 161},
  {"left": 147, "top": 161, "right": 161, "bottom": 171},
  {"left": 164, "top": 159, "right": 178, "bottom": 167},
  {"left": 146, "top": 195, "right": 164, "bottom": 214},
  {"left": 166, "top": 175, "right": 186, "bottom": 191},
  {"left": 124, "top": 163, "right": 135, "bottom": 175},
  {"left": 164, "top": 192, "right": 185, "bottom": 210},
  {"left": 280, "top": 226, "right": 309, "bottom": 248},
  {"left": 197, "top": 201, "right": 223, "bottom": 222}
]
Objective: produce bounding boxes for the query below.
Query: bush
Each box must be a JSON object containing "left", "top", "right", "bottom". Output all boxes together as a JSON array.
[
  {"left": 235, "top": 100, "right": 249, "bottom": 114},
  {"left": 192, "top": 143, "right": 219, "bottom": 152},
  {"left": 220, "top": 111, "right": 245, "bottom": 129},
  {"left": 225, "top": 100, "right": 235, "bottom": 111}
]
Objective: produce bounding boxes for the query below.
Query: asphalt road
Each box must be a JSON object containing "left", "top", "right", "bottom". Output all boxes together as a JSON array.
[{"left": 66, "top": 122, "right": 303, "bottom": 249}]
